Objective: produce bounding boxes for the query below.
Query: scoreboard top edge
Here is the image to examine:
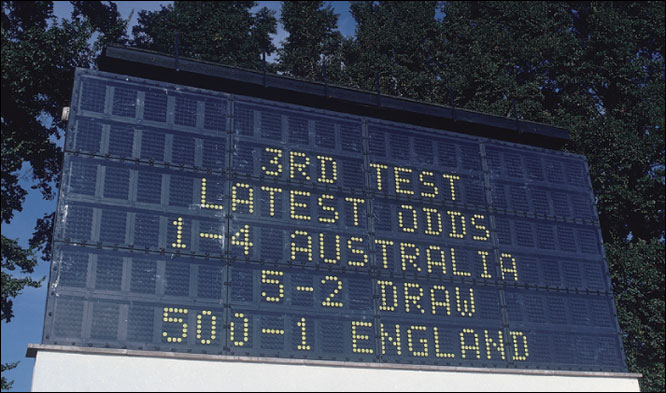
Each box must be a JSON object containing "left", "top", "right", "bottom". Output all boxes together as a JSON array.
[{"left": 99, "top": 45, "right": 569, "bottom": 150}]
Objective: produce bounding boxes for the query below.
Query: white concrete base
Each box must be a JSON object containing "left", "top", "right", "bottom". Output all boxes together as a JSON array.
[{"left": 28, "top": 345, "right": 640, "bottom": 392}]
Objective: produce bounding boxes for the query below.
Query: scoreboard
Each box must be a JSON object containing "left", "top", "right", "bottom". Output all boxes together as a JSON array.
[{"left": 42, "top": 68, "right": 627, "bottom": 372}]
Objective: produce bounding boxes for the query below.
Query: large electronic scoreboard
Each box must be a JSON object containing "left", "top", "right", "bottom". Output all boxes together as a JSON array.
[{"left": 42, "top": 67, "right": 627, "bottom": 372}]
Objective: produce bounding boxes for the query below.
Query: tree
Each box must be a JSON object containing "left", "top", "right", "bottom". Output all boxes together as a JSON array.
[
  {"left": 131, "top": 1, "right": 277, "bottom": 70},
  {"left": 438, "top": 2, "right": 664, "bottom": 390},
  {"left": 2, "top": 3, "right": 273, "bottom": 388},
  {"left": 607, "top": 239, "right": 665, "bottom": 390},
  {"left": 276, "top": 1, "right": 345, "bottom": 83},
  {"left": 1, "top": 1, "right": 127, "bottom": 388},
  {"left": 2, "top": 1, "right": 663, "bottom": 390},
  {"left": 341, "top": 2, "right": 663, "bottom": 389},
  {"left": 342, "top": 1, "right": 442, "bottom": 101},
  {"left": 437, "top": 2, "right": 579, "bottom": 120}
]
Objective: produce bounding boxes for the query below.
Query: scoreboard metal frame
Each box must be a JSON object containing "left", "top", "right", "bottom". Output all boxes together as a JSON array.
[{"left": 42, "top": 52, "right": 627, "bottom": 373}]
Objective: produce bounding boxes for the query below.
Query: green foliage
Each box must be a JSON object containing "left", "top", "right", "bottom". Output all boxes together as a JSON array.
[
  {"left": 1, "top": 1, "right": 663, "bottom": 390},
  {"left": 438, "top": 2, "right": 579, "bottom": 120},
  {"left": 607, "top": 239, "right": 665, "bottom": 391},
  {"left": 71, "top": 0, "right": 129, "bottom": 55},
  {"left": 131, "top": 1, "right": 277, "bottom": 70},
  {"left": 1, "top": 235, "right": 42, "bottom": 390},
  {"left": 437, "top": 2, "right": 664, "bottom": 243},
  {"left": 337, "top": 1, "right": 665, "bottom": 389},
  {"left": 1, "top": 362, "right": 18, "bottom": 391},
  {"left": 1, "top": 237, "right": 41, "bottom": 323},
  {"left": 343, "top": 1, "right": 441, "bottom": 100},
  {"left": 435, "top": 3, "right": 664, "bottom": 390},
  {"left": 277, "top": 1, "right": 344, "bottom": 82},
  {"left": 1, "top": 1, "right": 128, "bottom": 388}
]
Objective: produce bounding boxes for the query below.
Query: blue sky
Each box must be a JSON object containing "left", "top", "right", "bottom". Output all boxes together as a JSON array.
[{"left": 1, "top": 2, "right": 355, "bottom": 391}]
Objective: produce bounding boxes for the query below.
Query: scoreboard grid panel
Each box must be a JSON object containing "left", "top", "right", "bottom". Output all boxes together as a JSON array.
[{"left": 43, "top": 68, "right": 626, "bottom": 371}]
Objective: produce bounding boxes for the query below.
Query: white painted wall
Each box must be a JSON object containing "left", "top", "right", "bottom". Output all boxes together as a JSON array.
[{"left": 30, "top": 347, "right": 640, "bottom": 392}]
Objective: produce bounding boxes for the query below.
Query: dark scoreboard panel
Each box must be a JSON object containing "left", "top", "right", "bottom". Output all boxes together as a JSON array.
[{"left": 42, "top": 68, "right": 627, "bottom": 371}]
